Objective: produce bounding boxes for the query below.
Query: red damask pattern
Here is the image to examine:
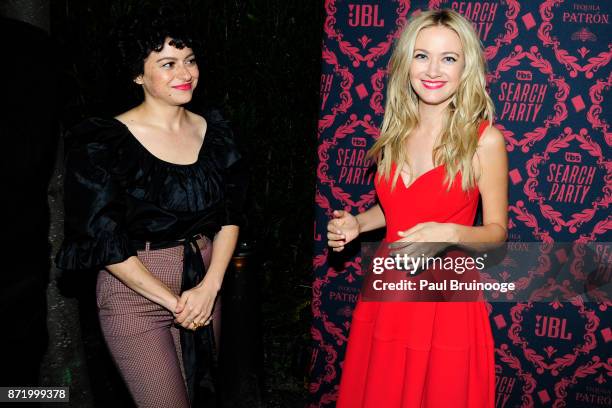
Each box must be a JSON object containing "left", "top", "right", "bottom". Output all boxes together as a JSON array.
[{"left": 311, "top": 1, "right": 611, "bottom": 406}]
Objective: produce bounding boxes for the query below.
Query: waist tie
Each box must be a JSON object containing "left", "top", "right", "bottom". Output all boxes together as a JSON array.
[{"left": 132, "top": 234, "right": 218, "bottom": 405}]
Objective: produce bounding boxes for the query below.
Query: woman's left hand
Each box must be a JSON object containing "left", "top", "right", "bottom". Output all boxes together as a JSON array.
[
  {"left": 394, "top": 222, "right": 458, "bottom": 244},
  {"left": 387, "top": 223, "right": 458, "bottom": 272},
  {"left": 389, "top": 222, "right": 457, "bottom": 257},
  {"left": 174, "top": 283, "right": 219, "bottom": 330}
]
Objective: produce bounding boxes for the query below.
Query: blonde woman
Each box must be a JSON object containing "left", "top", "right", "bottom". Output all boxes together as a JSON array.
[{"left": 328, "top": 9, "right": 507, "bottom": 407}]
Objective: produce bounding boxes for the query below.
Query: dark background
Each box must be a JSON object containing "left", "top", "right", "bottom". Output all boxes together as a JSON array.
[{"left": 0, "top": 0, "right": 323, "bottom": 406}]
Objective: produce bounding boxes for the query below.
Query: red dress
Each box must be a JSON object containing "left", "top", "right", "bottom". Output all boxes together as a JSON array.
[{"left": 337, "top": 122, "right": 495, "bottom": 408}]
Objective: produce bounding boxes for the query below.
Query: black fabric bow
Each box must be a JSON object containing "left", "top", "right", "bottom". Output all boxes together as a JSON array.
[{"left": 179, "top": 236, "right": 218, "bottom": 406}]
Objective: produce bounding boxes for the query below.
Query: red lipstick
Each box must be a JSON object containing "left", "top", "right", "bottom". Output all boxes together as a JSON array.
[
  {"left": 172, "top": 83, "right": 192, "bottom": 91},
  {"left": 421, "top": 80, "right": 446, "bottom": 90}
]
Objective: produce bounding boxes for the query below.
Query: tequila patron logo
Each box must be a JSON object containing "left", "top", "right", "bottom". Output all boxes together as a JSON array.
[
  {"left": 538, "top": 0, "right": 611, "bottom": 78},
  {"left": 488, "top": 45, "right": 568, "bottom": 152},
  {"left": 430, "top": 0, "right": 519, "bottom": 60},
  {"left": 324, "top": 0, "right": 409, "bottom": 67},
  {"left": 554, "top": 367, "right": 612, "bottom": 407},
  {"left": 328, "top": 285, "right": 359, "bottom": 304},
  {"left": 523, "top": 128, "right": 610, "bottom": 233},
  {"left": 563, "top": 4, "right": 609, "bottom": 23},
  {"left": 571, "top": 385, "right": 612, "bottom": 407}
]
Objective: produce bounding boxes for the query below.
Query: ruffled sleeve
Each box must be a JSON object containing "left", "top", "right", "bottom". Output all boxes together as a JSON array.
[
  {"left": 55, "top": 119, "right": 137, "bottom": 270},
  {"left": 205, "top": 109, "right": 249, "bottom": 227}
]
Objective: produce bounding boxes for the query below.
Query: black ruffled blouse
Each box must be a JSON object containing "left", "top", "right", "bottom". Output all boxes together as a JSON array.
[
  {"left": 56, "top": 109, "right": 246, "bottom": 271},
  {"left": 55, "top": 109, "right": 246, "bottom": 403}
]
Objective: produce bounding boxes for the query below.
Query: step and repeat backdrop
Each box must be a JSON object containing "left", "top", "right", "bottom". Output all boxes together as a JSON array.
[{"left": 310, "top": 1, "right": 611, "bottom": 407}]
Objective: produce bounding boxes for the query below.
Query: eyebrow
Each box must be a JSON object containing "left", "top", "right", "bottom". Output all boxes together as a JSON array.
[
  {"left": 413, "top": 49, "right": 460, "bottom": 57},
  {"left": 155, "top": 53, "right": 195, "bottom": 63}
]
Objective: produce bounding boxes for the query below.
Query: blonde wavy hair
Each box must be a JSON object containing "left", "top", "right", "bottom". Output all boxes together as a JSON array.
[{"left": 368, "top": 9, "right": 495, "bottom": 191}]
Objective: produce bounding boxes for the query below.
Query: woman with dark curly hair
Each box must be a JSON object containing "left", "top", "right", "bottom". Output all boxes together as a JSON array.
[{"left": 56, "top": 7, "right": 246, "bottom": 407}]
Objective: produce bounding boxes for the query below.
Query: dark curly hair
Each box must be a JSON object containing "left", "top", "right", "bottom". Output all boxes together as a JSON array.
[{"left": 112, "top": 4, "right": 202, "bottom": 81}]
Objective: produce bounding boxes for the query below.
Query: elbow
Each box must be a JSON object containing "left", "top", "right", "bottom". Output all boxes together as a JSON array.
[
  {"left": 106, "top": 256, "right": 138, "bottom": 280},
  {"left": 495, "top": 223, "right": 508, "bottom": 242},
  {"left": 481, "top": 222, "right": 507, "bottom": 243}
]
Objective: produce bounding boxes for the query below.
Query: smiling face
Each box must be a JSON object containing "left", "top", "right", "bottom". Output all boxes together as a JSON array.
[
  {"left": 134, "top": 37, "right": 199, "bottom": 106},
  {"left": 409, "top": 25, "right": 465, "bottom": 108}
]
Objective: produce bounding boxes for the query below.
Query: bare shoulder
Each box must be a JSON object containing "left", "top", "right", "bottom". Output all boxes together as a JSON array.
[
  {"left": 478, "top": 124, "right": 505, "bottom": 151},
  {"left": 474, "top": 124, "right": 508, "bottom": 180},
  {"left": 186, "top": 110, "right": 207, "bottom": 127},
  {"left": 185, "top": 110, "right": 208, "bottom": 138},
  {"left": 477, "top": 124, "right": 507, "bottom": 163}
]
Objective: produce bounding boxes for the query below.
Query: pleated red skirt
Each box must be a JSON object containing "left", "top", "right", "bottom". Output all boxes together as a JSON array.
[{"left": 336, "top": 300, "right": 495, "bottom": 408}]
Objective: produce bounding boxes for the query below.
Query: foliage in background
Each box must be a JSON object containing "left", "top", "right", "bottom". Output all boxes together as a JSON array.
[{"left": 52, "top": 0, "right": 322, "bottom": 404}]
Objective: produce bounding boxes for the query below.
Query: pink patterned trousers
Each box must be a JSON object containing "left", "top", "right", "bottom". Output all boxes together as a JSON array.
[{"left": 96, "top": 238, "right": 220, "bottom": 408}]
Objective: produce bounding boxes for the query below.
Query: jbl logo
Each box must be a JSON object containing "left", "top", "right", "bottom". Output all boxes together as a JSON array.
[
  {"left": 535, "top": 315, "right": 572, "bottom": 340},
  {"left": 348, "top": 4, "right": 384, "bottom": 27}
]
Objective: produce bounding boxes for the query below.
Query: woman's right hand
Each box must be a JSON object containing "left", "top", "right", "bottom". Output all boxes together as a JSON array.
[
  {"left": 107, "top": 257, "right": 184, "bottom": 315},
  {"left": 327, "top": 210, "right": 360, "bottom": 252},
  {"left": 166, "top": 294, "right": 180, "bottom": 315}
]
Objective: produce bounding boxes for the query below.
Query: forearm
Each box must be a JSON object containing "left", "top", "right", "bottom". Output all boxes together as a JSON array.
[
  {"left": 355, "top": 204, "right": 386, "bottom": 233},
  {"left": 453, "top": 222, "right": 507, "bottom": 243},
  {"left": 106, "top": 256, "right": 178, "bottom": 310},
  {"left": 199, "top": 225, "right": 239, "bottom": 291}
]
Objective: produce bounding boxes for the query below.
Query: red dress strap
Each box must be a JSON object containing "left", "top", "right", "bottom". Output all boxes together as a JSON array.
[{"left": 477, "top": 120, "right": 490, "bottom": 140}]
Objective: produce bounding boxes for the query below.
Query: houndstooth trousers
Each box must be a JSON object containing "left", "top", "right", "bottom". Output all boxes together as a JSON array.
[{"left": 96, "top": 237, "right": 219, "bottom": 408}]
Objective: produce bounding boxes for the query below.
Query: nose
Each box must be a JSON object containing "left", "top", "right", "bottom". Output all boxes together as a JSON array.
[
  {"left": 177, "top": 64, "right": 193, "bottom": 81},
  {"left": 425, "top": 59, "right": 441, "bottom": 78}
]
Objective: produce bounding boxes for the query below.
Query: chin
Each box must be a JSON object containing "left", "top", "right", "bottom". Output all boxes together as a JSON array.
[
  {"left": 170, "top": 96, "right": 193, "bottom": 105},
  {"left": 416, "top": 94, "right": 449, "bottom": 106},
  {"left": 423, "top": 98, "right": 449, "bottom": 105},
  {"left": 414, "top": 90, "right": 454, "bottom": 106}
]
